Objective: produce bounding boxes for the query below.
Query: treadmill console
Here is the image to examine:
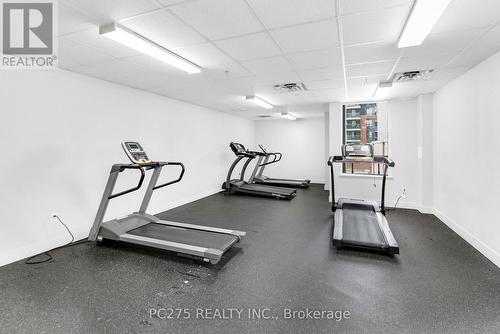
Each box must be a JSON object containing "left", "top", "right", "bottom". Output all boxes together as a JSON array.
[
  {"left": 342, "top": 144, "right": 374, "bottom": 158},
  {"left": 230, "top": 142, "right": 247, "bottom": 155},
  {"left": 121, "top": 141, "right": 151, "bottom": 164}
]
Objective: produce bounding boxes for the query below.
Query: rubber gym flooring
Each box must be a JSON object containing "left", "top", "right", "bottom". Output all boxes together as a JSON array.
[{"left": 1, "top": 184, "right": 499, "bottom": 333}]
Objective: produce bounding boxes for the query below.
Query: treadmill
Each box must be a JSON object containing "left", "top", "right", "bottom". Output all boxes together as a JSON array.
[
  {"left": 251, "top": 145, "right": 310, "bottom": 188},
  {"left": 88, "top": 141, "right": 246, "bottom": 264},
  {"left": 327, "top": 144, "right": 399, "bottom": 254},
  {"left": 222, "top": 142, "right": 296, "bottom": 200}
]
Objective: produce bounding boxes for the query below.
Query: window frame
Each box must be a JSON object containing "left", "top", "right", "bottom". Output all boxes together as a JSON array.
[{"left": 341, "top": 103, "right": 388, "bottom": 177}]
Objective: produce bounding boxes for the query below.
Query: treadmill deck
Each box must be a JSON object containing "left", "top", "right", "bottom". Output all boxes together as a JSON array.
[{"left": 128, "top": 223, "right": 239, "bottom": 252}]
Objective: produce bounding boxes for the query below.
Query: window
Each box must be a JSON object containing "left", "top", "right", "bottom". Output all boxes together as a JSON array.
[{"left": 343, "top": 103, "right": 389, "bottom": 175}]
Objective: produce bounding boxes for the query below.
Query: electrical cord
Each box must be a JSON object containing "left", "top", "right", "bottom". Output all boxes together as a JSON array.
[
  {"left": 386, "top": 195, "right": 402, "bottom": 212},
  {"left": 25, "top": 215, "right": 88, "bottom": 265}
]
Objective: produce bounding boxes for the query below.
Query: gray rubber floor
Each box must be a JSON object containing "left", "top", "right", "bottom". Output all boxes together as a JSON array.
[{"left": 1, "top": 185, "right": 499, "bottom": 334}]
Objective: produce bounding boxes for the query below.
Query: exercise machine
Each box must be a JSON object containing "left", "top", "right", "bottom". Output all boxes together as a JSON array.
[
  {"left": 88, "top": 141, "right": 246, "bottom": 264},
  {"left": 222, "top": 142, "right": 296, "bottom": 200},
  {"left": 327, "top": 144, "right": 399, "bottom": 254},
  {"left": 250, "top": 145, "right": 310, "bottom": 188}
]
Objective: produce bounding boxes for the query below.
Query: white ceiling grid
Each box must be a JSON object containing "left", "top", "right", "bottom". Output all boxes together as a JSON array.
[{"left": 55, "top": 0, "right": 500, "bottom": 118}]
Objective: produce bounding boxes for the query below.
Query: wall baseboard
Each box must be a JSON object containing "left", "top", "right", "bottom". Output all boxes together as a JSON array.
[{"left": 433, "top": 209, "right": 500, "bottom": 269}]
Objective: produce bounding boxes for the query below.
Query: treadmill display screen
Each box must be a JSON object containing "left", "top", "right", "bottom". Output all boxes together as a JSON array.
[{"left": 128, "top": 143, "right": 141, "bottom": 151}]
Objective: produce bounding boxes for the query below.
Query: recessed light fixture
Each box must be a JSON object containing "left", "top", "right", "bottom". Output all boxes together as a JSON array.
[
  {"left": 245, "top": 95, "right": 274, "bottom": 109},
  {"left": 99, "top": 22, "right": 201, "bottom": 74},
  {"left": 373, "top": 81, "right": 392, "bottom": 100},
  {"left": 281, "top": 112, "right": 297, "bottom": 121},
  {"left": 398, "top": 0, "right": 452, "bottom": 48}
]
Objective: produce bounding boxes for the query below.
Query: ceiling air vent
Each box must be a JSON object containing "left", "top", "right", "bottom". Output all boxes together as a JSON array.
[
  {"left": 273, "top": 82, "right": 308, "bottom": 94},
  {"left": 257, "top": 115, "right": 272, "bottom": 118},
  {"left": 393, "top": 70, "right": 433, "bottom": 82}
]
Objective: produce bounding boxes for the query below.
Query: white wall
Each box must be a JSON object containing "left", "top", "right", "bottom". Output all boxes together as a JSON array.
[
  {"left": 327, "top": 99, "right": 420, "bottom": 209},
  {"left": 0, "top": 69, "right": 254, "bottom": 266},
  {"left": 254, "top": 117, "right": 325, "bottom": 183},
  {"left": 433, "top": 51, "right": 500, "bottom": 267}
]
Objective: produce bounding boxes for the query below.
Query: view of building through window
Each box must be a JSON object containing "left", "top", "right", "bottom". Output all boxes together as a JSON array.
[{"left": 343, "top": 103, "right": 388, "bottom": 175}]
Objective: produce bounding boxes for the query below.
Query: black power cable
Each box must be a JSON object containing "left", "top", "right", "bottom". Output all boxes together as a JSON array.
[{"left": 25, "top": 215, "right": 88, "bottom": 265}]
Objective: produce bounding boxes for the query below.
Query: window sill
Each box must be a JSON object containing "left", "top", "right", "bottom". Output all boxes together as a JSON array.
[{"left": 339, "top": 173, "right": 393, "bottom": 180}]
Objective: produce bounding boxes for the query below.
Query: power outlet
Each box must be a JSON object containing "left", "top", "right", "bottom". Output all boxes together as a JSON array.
[{"left": 402, "top": 186, "right": 407, "bottom": 198}]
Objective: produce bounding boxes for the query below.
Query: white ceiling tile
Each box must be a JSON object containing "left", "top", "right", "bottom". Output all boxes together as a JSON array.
[
  {"left": 481, "top": 25, "right": 500, "bottom": 47},
  {"left": 298, "top": 66, "right": 344, "bottom": 81},
  {"left": 396, "top": 53, "right": 457, "bottom": 72},
  {"left": 215, "top": 32, "right": 281, "bottom": 61},
  {"left": 61, "top": 0, "right": 161, "bottom": 23},
  {"left": 65, "top": 28, "right": 141, "bottom": 58},
  {"left": 58, "top": 37, "right": 114, "bottom": 69},
  {"left": 253, "top": 72, "right": 302, "bottom": 85},
  {"left": 174, "top": 43, "right": 233, "bottom": 67},
  {"left": 247, "top": 0, "right": 335, "bottom": 29},
  {"left": 313, "top": 88, "right": 346, "bottom": 101},
  {"left": 58, "top": 2, "right": 96, "bottom": 36},
  {"left": 271, "top": 20, "right": 339, "bottom": 53},
  {"left": 344, "top": 42, "right": 400, "bottom": 65},
  {"left": 169, "top": 0, "right": 264, "bottom": 40},
  {"left": 287, "top": 48, "right": 342, "bottom": 70},
  {"left": 241, "top": 56, "right": 293, "bottom": 75},
  {"left": 347, "top": 75, "right": 387, "bottom": 87},
  {"left": 429, "top": 66, "right": 470, "bottom": 81},
  {"left": 304, "top": 79, "right": 344, "bottom": 90},
  {"left": 402, "top": 27, "right": 489, "bottom": 58},
  {"left": 341, "top": 4, "right": 411, "bottom": 46},
  {"left": 346, "top": 60, "right": 395, "bottom": 77},
  {"left": 447, "top": 41, "right": 500, "bottom": 68},
  {"left": 432, "top": 0, "right": 500, "bottom": 34},
  {"left": 121, "top": 10, "right": 206, "bottom": 50},
  {"left": 204, "top": 62, "right": 252, "bottom": 79},
  {"left": 339, "top": 0, "right": 412, "bottom": 15},
  {"left": 347, "top": 84, "right": 378, "bottom": 102}
]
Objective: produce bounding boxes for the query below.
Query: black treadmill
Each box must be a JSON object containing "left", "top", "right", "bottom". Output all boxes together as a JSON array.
[
  {"left": 327, "top": 144, "right": 399, "bottom": 254},
  {"left": 222, "top": 142, "right": 296, "bottom": 200},
  {"left": 251, "top": 145, "right": 310, "bottom": 188}
]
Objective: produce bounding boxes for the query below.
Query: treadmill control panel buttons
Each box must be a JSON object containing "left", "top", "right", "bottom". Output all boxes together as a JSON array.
[{"left": 122, "top": 141, "right": 151, "bottom": 164}]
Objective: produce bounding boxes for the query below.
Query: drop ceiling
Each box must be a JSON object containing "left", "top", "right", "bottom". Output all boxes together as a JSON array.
[{"left": 57, "top": 0, "right": 500, "bottom": 119}]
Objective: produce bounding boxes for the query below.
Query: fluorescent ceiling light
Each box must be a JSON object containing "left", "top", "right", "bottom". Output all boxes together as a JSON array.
[
  {"left": 373, "top": 81, "right": 392, "bottom": 100},
  {"left": 99, "top": 23, "right": 201, "bottom": 74},
  {"left": 281, "top": 112, "right": 297, "bottom": 121},
  {"left": 245, "top": 95, "right": 274, "bottom": 109},
  {"left": 398, "top": 0, "right": 452, "bottom": 48}
]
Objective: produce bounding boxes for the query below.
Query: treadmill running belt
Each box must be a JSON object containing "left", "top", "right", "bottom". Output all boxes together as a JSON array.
[
  {"left": 341, "top": 204, "right": 387, "bottom": 248},
  {"left": 128, "top": 223, "right": 238, "bottom": 251}
]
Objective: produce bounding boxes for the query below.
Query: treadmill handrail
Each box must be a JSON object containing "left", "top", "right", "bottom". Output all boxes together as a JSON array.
[
  {"left": 327, "top": 153, "right": 395, "bottom": 214},
  {"left": 153, "top": 162, "right": 185, "bottom": 190},
  {"left": 329, "top": 155, "right": 395, "bottom": 166},
  {"left": 259, "top": 152, "right": 282, "bottom": 167},
  {"left": 108, "top": 164, "right": 145, "bottom": 199},
  {"left": 89, "top": 161, "right": 184, "bottom": 241}
]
